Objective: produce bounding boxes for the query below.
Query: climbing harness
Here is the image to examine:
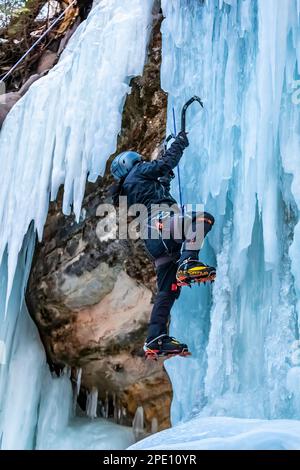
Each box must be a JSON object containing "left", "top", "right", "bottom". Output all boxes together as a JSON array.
[
  {"left": 0, "top": 0, "right": 77, "bottom": 83},
  {"left": 165, "top": 96, "right": 204, "bottom": 215}
]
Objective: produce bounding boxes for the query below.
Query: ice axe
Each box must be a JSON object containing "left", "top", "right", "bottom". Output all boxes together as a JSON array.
[
  {"left": 181, "top": 95, "right": 204, "bottom": 133},
  {"left": 164, "top": 96, "right": 204, "bottom": 213}
]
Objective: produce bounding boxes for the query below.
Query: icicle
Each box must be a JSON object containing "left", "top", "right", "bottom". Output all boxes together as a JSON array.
[
  {"left": 76, "top": 368, "right": 82, "bottom": 397},
  {"left": 99, "top": 399, "right": 105, "bottom": 418},
  {"left": 132, "top": 406, "right": 145, "bottom": 442},
  {"left": 151, "top": 417, "right": 158, "bottom": 434},
  {"left": 86, "top": 387, "right": 98, "bottom": 419},
  {"left": 113, "top": 392, "right": 117, "bottom": 421},
  {"left": 104, "top": 391, "right": 109, "bottom": 419},
  {"left": 121, "top": 407, "right": 127, "bottom": 425}
]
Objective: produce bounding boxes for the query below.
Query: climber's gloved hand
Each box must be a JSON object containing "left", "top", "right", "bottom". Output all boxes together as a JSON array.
[
  {"left": 176, "top": 130, "right": 189, "bottom": 148},
  {"left": 159, "top": 170, "right": 175, "bottom": 189}
]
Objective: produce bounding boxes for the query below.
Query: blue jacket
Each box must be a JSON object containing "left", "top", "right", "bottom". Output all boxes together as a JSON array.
[{"left": 120, "top": 134, "right": 188, "bottom": 211}]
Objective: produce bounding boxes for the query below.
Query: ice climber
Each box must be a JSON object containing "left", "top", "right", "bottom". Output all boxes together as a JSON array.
[{"left": 110, "top": 131, "right": 216, "bottom": 359}]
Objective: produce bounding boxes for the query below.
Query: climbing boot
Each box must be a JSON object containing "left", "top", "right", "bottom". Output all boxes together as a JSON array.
[
  {"left": 144, "top": 334, "right": 191, "bottom": 360},
  {"left": 177, "top": 258, "right": 216, "bottom": 286}
]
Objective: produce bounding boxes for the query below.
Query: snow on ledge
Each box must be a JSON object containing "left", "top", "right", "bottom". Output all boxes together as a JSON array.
[{"left": 128, "top": 416, "right": 300, "bottom": 450}]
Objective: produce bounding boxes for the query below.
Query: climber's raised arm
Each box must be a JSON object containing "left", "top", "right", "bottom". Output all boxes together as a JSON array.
[
  {"left": 137, "top": 131, "right": 189, "bottom": 180},
  {"left": 109, "top": 96, "right": 215, "bottom": 361}
]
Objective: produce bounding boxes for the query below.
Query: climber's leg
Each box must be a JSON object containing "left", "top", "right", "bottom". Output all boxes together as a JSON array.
[
  {"left": 180, "top": 211, "right": 215, "bottom": 261},
  {"left": 174, "top": 212, "right": 216, "bottom": 285},
  {"left": 144, "top": 255, "right": 190, "bottom": 359},
  {"left": 147, "top": 255, "right": 180, "bottom": 340}
]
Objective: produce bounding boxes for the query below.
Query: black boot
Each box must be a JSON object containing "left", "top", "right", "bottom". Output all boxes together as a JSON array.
[
  {"left": 144, "top": 334, "right": 190, "bottom": 360},
  {"left": 177, "top": 258, "right": 216, "bottom": 285}
]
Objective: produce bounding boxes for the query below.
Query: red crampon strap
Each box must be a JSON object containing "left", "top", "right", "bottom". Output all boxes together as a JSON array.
[{"left": 196, "top": 217, "right": 214, "bottom": 225}]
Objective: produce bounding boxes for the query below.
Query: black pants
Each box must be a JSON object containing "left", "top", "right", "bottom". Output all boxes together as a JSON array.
[{"left": 145, "top": 211, "right": 214, "bottom": 341}]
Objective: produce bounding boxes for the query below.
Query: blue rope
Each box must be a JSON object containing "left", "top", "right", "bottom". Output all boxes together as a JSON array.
[{"left": 172, "top": 107, "right": 184, "bottom": 214}]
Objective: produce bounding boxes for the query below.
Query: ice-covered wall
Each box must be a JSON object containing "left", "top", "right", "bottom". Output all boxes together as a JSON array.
[
  {"left": 161, "top": 0, "right": 300, "bottom": 424},
  {"left": 0, "top": 0, "right": 153, "bottom": 449},
  {"left": 0, "top": 227, "right": 74, "bottom": 449},
  {"left": 2, "top": 0, "right": 300, "bottom": 450},
  {"left": 0, "top": 0, "right": 153, "bottom": 307}
]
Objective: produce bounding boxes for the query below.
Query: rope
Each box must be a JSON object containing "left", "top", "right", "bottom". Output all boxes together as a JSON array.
[
  {"left": 172, "top": 106, "right": 184, "bottom": 215},
  {"left": 0, "top": 0, "right": 77, "bottom": 83}
]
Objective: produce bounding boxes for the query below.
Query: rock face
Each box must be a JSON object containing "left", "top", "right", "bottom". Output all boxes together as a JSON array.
[
  {"left": 0, "top": 91, "right": 21, "bottom": 127},
  {"left": 27, "top": 3, "right": 172, "bottom": 432},
  {"left": 0, "top": 75, "right": 41, "bottom": 127}
]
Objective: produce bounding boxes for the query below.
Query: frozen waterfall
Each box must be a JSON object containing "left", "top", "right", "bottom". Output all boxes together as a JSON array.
[
  {"left": 161, "top": 0, "right": 300, "bottom": 425},
  {"left": 1, "top": 0, "right": 300, "bottom": 451},
  {"left": 0, "top": 0, "right": 152, "bottom": 449},
  {"left": 0, "top": 0, "right": 153, "bottom": 307}
]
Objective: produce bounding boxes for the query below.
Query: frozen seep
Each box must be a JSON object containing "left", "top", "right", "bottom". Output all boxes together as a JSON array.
[
  {"left": 0, "top": 0, "right": 153, "bottom": 449},
  {"left": 1, "top": 0, "right": 300, "bottom": 451},
  {"left": 86, "top": 388, "right": 99, "bottom": 419},
  {"left": 0, "top": 228, "right": 45, "bottom": 449},
  {"left": 161, "top": 0, "right": 300, "bottom": 425}
]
